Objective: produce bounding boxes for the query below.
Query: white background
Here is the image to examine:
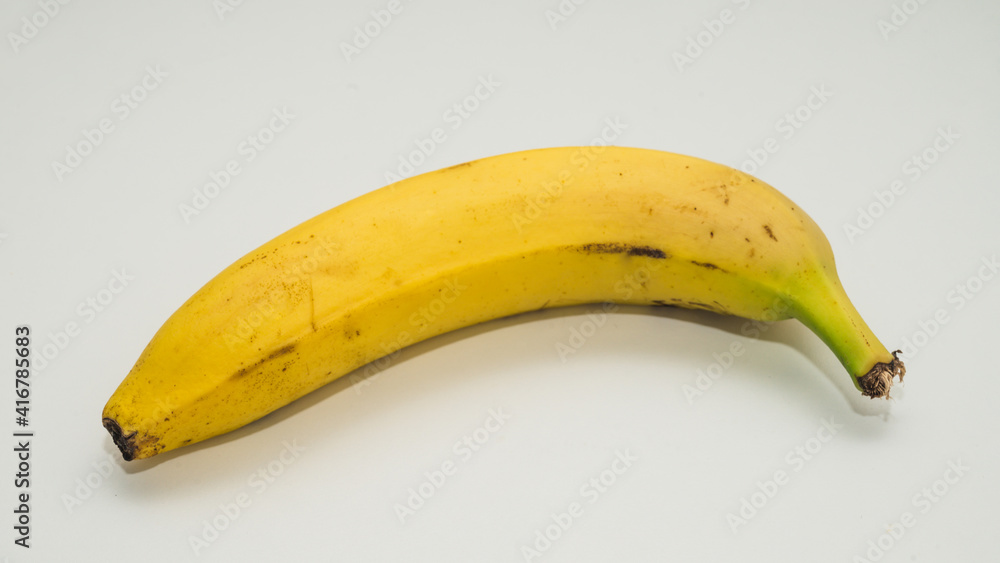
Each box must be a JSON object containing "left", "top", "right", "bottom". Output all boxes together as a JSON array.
[{"left": 2, "top": 1, "right": 999, "bottom": 561}]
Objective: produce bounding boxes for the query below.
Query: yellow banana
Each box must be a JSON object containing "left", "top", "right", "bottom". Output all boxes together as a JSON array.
[{"left": 102, "top": 146, "right": 904, "bottom": 461}]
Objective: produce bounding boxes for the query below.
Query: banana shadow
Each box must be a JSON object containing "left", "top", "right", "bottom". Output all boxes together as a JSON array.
[{"left": 116, "top": 302, "right": 894, "bottom": 476}]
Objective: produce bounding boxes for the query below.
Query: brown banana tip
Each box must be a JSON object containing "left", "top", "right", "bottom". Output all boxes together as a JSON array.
[
  {"left": 857, "top": 350, "right": 906, "bottom": 399},
  {"left": 103, "top": 417, "right": 137, "bottom": 461}
]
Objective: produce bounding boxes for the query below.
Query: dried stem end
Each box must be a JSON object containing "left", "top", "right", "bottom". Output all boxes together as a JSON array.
[
  {"left": 857, "top": 350, "right": 906, "bottom": 399},
  {"left": 103, "top": 417, "right": 138, "bottom": 461}
]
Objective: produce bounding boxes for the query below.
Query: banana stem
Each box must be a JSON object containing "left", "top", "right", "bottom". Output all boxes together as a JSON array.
[{"left": 788, "top": 275, "right": 905, "bottom": 399}]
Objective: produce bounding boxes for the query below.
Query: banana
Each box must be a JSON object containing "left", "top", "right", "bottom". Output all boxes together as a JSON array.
[{"left": 102, "top": 146, "right": 904, "bottom": 461}]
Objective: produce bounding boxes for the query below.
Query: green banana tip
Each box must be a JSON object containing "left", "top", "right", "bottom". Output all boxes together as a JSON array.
[{"left": 857, "top": 350, "right": 906, "bottom": 399}]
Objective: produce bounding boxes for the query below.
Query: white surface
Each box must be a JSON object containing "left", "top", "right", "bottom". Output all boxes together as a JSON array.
[{"left": 2, "top": 1, "right": 999, "bottom": 561}]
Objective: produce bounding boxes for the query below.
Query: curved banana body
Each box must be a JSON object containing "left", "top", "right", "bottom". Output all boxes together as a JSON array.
[{"left": 102, "top": 147, "right": 903, "bottom": 460}]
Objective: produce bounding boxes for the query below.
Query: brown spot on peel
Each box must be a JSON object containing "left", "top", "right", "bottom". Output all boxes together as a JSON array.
[
  {"left": 578, "top": 243, "right": 669, "bottom": 259},
  {"left": 690, "top": 260, "right": 726, "bottom": 272},
  {"left": 685, "top": 301, "right": 723, "bottom": 313},
  {"left": 309, "top": 278, "right": 317, "bottom": 332},
  {"left": 763, "top": 225, "right": 778, "bottom": 241},
  {"left": 233, "top": 343, "right": 297, "bottom": 379},
  {"left": 267, "top": 344, "right": 296, "bottom": 360}
]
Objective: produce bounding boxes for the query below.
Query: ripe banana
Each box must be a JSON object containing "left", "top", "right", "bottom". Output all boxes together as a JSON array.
[{"left": 102, "top": 146, "right": 904, "bottom": 461}]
